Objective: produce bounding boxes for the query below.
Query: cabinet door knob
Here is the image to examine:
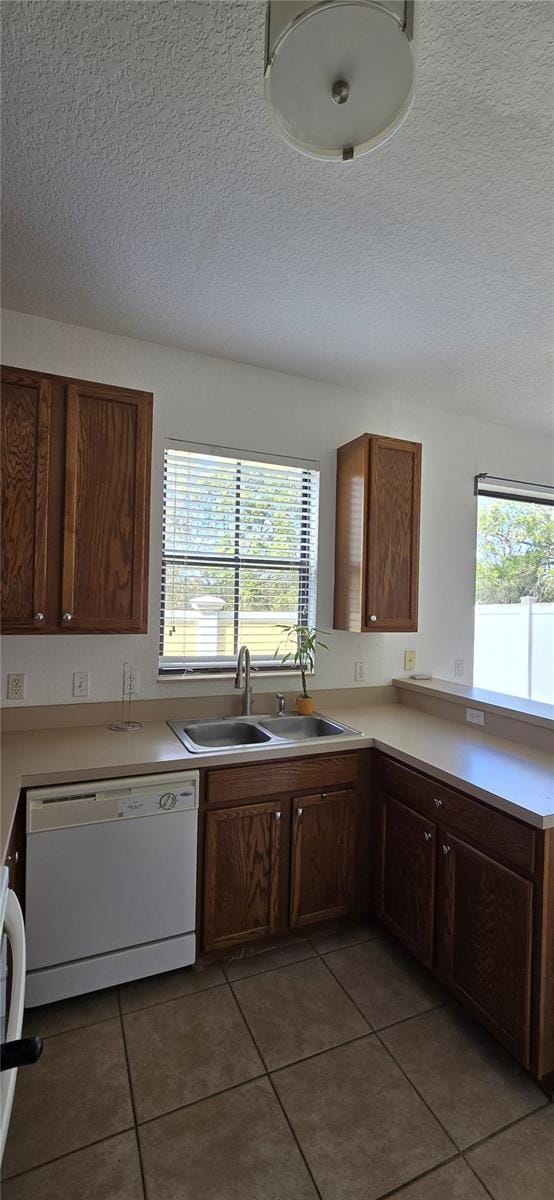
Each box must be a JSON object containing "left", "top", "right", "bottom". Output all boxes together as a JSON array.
[
  {"left": 297, "top": 807, "right": 304, "bottom": 817},
  {"left": 369, "top": 614, "right": 377, "bottom": 622},
  {"left": 34, "top": 612, "right": 45, "bottom": 623},
  {"left": 6, "top": 851, "right": 19, "bottom": 865},
  {"left": 424, "top": 831, "right": 432, "bottom": 842},
  {"left": 274, "top": 810, "right": 281, "bottom": 821},
  {"left": 62, "top": 612, "right": 72, "bottom": 623},
  {"left": 434, "top": 797, "right": 443, "bottom": 808},
  {"left": 442, "top": 843, "right": 451, "bottom": 855}
]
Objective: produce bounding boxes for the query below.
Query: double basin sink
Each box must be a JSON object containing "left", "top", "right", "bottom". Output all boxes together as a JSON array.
[{"left": 168, "top": 713, "right": 361, "bottom": 754}]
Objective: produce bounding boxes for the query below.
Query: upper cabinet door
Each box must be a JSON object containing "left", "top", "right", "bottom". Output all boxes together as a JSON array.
[
  {"left": 61, "top": 383, "right": 152, "bottom": 632},
  {"left": 334, "top": 433, "right": 421, "bottom": 632},
  {"left": 366, "top": 437, "right": 421, "bottom": 631},
  {"left": 1, "top": 370, "right": 52, "bottom": 630}
]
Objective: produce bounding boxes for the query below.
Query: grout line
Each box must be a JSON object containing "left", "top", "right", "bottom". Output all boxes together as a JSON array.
[
  {"left": 117, "top": 986, "right": 147, "bottom": 1200},
  {"left": 1, "top": 1125, "right": 137, "bottom": 1184},
  {"left": 369, "top": 1151, "right": 463, "bottom": 1200},
  {"left": 460, "top": 1098, "right": 551, "bottom": 1155},
  {"left": 222, "top": 947, "right": 317, "bottom": 984},
  {"left": 225, "top": 980, "right": 324, "bottom": 1200},
  {"left": 267, "top": 1030, "right": 374, "bottom": 1076},
  {"left": 461, "top": 1154, "right": 497, "bottom": 1200},
  {"left": 135, "top": 1072, "right": 269, "bottom": 1130},
  {"left": 26, "top": 1010, "right": 120, "bottom": 1043},
  {"left": 120, "top": 977, "right": 225, "bottom": 1018}
]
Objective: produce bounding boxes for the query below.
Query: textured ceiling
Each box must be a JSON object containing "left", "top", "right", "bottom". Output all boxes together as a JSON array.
[{"left": 2, "top": 0, "right": 553, "bottom": 433}]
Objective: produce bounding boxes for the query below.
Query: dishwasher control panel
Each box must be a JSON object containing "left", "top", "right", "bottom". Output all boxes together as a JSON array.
[{"left": 27, "top": 771, "right": 199, "bottom": 832}]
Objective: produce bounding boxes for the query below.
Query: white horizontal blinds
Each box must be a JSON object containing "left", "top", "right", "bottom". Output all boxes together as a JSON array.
[
  {"left": 476, "top": 475, "right": 554, "bottom": 506},
  {"left": 160, "top": 446, "right": 319, "bottom": 672}
]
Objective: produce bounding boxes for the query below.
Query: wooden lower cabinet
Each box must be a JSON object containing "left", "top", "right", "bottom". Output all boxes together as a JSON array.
[
  {"left": 290, "top": 790, "right": 357, "bottom": 929},
  {"left": 203, "top": 801, "right": 283, "bottom": 951},
  {"left": 436, "top": 834, "right": 533, "bottom": 1067},
  {"left": 380, "top": 793, "right": 436, "bottom": 968}
]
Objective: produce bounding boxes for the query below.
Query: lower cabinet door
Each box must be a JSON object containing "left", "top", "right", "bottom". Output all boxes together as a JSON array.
[
  {"left": 203, "top": 801, "right": 283, "bottom": 951},
  {"left": 380, "top": 793, "right": 436, "bottom": 968},
  {"left": 437, "top": 834, "right": 533, "bottom": 1067},
  {"left": 290, "top": 790, "right": 356, "bottom": 929}
]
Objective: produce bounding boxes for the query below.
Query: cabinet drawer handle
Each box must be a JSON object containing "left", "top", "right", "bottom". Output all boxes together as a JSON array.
[
  {"left": 369, "top": 614, "right": 377, "bottom": 622},
  {"left": 34, "top": 612, "right": 45, "bottom": 623},
  {"left": 442, "top": 843, "right": 451, "bottom": 855},
  {"left": 424, "top": 831, "right": 432, "bottom": 842},
  {"left": 62, "top": 612, "right": 72, "bottom": 623},
  {"left": 434, "top": 797, "right": 443, "bottom": 809},
  {"left": 274, "top": 811, "right": 281, "bottom": 821}
]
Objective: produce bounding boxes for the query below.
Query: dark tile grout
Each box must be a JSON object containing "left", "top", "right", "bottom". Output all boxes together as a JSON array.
[
  {"left": 9, "top": 932, "right": 551, "bottom": 1197},
  {"left": 224, "top": 975, "right": 325, "bottom": 1200},
  {"left": 1, "top": 1126, "right": 137, "bottom": 1186},
  {"left": 222, "top": 947, "right": 317, "bottom": 983},
  {"left": 117, "top": 983, "right": 147, "bottom": 1200}
]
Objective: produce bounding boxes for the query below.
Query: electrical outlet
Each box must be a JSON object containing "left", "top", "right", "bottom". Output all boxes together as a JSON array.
[
  {"left": 354, "top": 660, "right": 367, "bottom": 682},
  {"left": 454, "top": 659, "right": 464, "bottom": 679},
  {"left": 466, "top": 707, "right": 485, "bottom": 726},
  {"left": 73, "top": 671, "right": 90, "bottom": 698},
  {"left": 7, "top": 673, "right": 26, "bottom": 700},
  {"left": 123, "top": 663, "right": 140, "bottom": 695},
  {"left": 404, "top": 650, "right": 416, "bottom": 672}
]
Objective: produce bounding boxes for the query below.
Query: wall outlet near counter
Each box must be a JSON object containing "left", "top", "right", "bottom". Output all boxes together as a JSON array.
[
  {"left": 454, "top": 659, "right": 464, "bottom": 678},
  {"left": 7, "top": 673, "right": 25, "bottom": 700},
  {"left": 466, "top": 707, "right": 485, "bottom": 726},
  {"left": 354, "top": 660, "right": 367, "bottom": 682},
  {"left": 404, "top": 650, "right": 416, "bottom": 672}
]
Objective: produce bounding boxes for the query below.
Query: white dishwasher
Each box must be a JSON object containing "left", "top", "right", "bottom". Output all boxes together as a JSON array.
[{"left": 25, "top": 771, "right": 199, "bottom": 1007}]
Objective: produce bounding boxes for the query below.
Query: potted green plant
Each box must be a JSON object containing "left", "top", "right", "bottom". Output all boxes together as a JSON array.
[{"left": 274, "top": 624, "right": 328, "bottom": 715}]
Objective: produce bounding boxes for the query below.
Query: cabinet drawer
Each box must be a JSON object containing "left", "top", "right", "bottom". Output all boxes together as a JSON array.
[
  {"left": 379, "top": 756, "right": 535, "bottom": 875},
  {"left": 207, "top": 752, "right": 363, "bottom": 807}
]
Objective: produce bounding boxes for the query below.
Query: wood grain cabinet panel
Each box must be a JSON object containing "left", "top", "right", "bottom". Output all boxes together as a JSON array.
[
  {"left": 1, "top": 366, "right": 153, "bottom": 634},
  {"left": 1, "top": 371, "right": 52, "bottom": 630},
  {"left": 379, "top": 792, "right": 436, "bottom": 968},
  {"left": 62, "top": 383, "right": 152, "bottom": 632},
  {"left": 334, "top": 433, "right": 421, "bottom": 632},
  {"left": 290, "top": 790, "right": 357, "bottom": 928},
  {"left": 436, "top": 834, "right": 533, "bottom": 1067},
  {"left": 203, "top": 801, "right": 284, "bottom": 951}
]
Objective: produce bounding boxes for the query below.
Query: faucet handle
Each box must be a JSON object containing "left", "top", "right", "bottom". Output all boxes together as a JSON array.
[{"left": 275, "top": 692, "right": 286, "bottom": 715}]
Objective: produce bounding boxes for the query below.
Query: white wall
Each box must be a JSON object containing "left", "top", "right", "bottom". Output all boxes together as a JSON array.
[{"left": 2, "top": 308, "right": 552, "bottom": 707}]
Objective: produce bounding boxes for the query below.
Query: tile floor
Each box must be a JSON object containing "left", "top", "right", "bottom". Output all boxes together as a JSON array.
[{"left": 3, "top": 922, "right": 552, "bottom": 1200}]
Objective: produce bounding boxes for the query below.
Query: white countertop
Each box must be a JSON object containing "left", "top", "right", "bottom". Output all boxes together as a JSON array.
[{"left": 2, "top": 703, "right": 553, "bottom": 859}]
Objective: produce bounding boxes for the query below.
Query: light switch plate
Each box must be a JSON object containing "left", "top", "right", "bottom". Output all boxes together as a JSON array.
[{"left": 73, "top": 671, "right": 90, "bottom": 697}]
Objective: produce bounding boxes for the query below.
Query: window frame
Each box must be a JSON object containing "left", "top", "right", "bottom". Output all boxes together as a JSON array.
[{"left": 159, "top": 439, "right": 320, "bottom": 676}]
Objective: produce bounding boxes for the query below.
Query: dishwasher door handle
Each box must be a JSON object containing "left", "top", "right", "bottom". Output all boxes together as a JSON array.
[{"left": 1, "top": 1037, "right": 43, "bottom": 1072}]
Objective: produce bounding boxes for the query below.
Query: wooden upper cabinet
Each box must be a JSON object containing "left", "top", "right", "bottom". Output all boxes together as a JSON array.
[
  {"left": 1, "top": 370, "right": 52, "bottom": 630},
  {"left": 61, "top": 383, "right": 152, "bottom": 632},
  {"left": 334, "top": 433, "right": 421, "bottom": 632},
  {"left": 1, "top": 366, "right": 153, "bottom": 634}
]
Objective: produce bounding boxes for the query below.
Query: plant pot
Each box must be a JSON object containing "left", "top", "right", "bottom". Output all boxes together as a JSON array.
[{"left": 296, "top": 695, "right": 315, "bottom": 716}]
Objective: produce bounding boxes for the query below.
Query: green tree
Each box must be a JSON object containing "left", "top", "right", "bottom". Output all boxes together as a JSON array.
[{"left": 476, "top": 498, "right": 554, "bottom": 603}]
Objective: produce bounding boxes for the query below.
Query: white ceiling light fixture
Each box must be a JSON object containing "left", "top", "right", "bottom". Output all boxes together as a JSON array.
[{"left": 264, "top": 0, "right": 416, "bottom": 162}]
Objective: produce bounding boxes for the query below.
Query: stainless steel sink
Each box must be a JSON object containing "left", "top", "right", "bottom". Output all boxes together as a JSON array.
[
  {"left": 169, "top": 719, "right": 272, "bottom": 752},
  {"left": 168, "top": 712, "right": 362, "bottom": 753},
  {"left": 257, "top": 715, "right": 348, "bottom": 740}
]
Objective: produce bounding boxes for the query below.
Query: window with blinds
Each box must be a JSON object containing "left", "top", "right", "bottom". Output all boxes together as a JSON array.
[{"left": 160, "top": 442, "right": 320, "bottom": 674}]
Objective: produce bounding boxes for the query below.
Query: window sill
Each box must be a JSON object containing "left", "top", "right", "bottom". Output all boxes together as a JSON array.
[
  {"left": 393, "top": 677, "right": 553, "bottom": 730},
  {"left": 157, "top": 669, "right": 303, "bottom": 683}
]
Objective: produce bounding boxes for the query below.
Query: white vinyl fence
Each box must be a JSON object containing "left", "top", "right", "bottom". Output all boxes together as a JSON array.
[{"left": 474, "top": 598, "right": 554, "bottom": 704}]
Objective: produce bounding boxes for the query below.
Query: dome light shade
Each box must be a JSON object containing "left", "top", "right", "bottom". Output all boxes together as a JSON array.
[{"left": 264, "top": 0, "right": 416, "bottom": 161}]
